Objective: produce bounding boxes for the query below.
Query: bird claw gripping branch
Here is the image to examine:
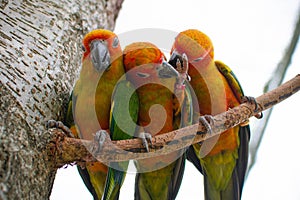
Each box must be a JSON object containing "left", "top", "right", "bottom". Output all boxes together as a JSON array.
[
  {"left": 198, "top": 115, "right": 214, "bottom": 135},
  {"left": 138, "top": 132, "right": 153, "bottom": 152},
  {"left": 46, "top": 119, "right": 74, "bottom": 138},
  {"left": 242, "top": 96, "right": 263, "bottom": 119},
  {"left": 92, "top": 129, "right": 110, "bottom": 154}
]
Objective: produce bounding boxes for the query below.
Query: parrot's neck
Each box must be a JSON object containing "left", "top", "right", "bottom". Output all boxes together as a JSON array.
[
  {"left": 80, "top": 57, "right": 103, "bottom": 84},
  {"left": 191, "top": 59, "right": 215, "bottom": 74}
]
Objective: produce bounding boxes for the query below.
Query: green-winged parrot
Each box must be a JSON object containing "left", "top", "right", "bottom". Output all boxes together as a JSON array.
[
  {"left": 169, "top": 29, "right": 250, "bottom": 200},
  {"left": 123, "top": 42, "right": 193, "bottom": 200},
  {"left": 64, "top": 29, "right": 125, "bottom": 200}
]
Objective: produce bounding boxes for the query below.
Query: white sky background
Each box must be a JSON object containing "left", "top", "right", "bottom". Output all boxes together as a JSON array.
[{"left": 50, "top": 0, "right": 300, "bottom": 199}]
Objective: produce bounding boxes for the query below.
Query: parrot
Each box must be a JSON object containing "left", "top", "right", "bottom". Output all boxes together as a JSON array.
[
  {"left": 123, "top": 42, "right": 193, "bottom": 200},
  {"left": 63, "top": 29, "right": 125, "bottom": 200},
  {"left": 168, "top": 29, "right": 251, "bottom": 200}
]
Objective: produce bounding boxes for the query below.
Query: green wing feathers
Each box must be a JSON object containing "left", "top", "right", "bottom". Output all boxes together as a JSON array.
[
  {"left": 215, "top": 61, "right": 245, "bottom": 103},
  {"left": 109, "top": 80, "right": 139, "bottom": 141},
  {"left": 103, "top": 80, "right": 139, "bottom": 200},
  {"left": 171, "top": 84, "right": 194, "bottom": 199},
  {"left": 214, "top": 61, "right": 250, "bottom": 199},
  {"left": 64, "top": 91, "right": 75, "bottom": 129}
]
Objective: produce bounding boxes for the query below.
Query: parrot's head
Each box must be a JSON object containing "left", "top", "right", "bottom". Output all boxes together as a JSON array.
[
  {"left": 82, "top": 29, "right": 121, "bottom": 72},
  {"left": 123, "top": 42, "right": 178, "bottom": 87},
  {"left": 169, "top": 29, "right": 214, "bottom": 70}
]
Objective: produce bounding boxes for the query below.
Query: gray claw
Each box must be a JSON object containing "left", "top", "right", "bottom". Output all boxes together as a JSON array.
[
  {"left": 139, "top": 132, "right": 153, "bottom": 152},
  {"left": 176, "top": 58, "right": 181, "bottom": 70},
  {"left": 46, "top": 119, "right": 56, "bottom": 129},
  {"left": 242, "top": 96, "right": 263, "bottom": 119},
  {"left": 182, "top": 53, "right": 191, "bottom": 81},
  {"left": 199, "top": 115, "right": 214, "bottom": 135},
  {"left": 46, "top": 120, "right": 74, "bottom": 138},
  {"left": 94, "top": 130, "right": 108, "bottom": 154},
  {"left": 182, "top": 53, "right": 188, "bottom": 69}
]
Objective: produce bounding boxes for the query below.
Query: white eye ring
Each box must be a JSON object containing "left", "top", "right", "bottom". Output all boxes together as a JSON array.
[
  {"left": 112, "top": 37, "right": 119, "bottom": 48},
  {"left": 136, "top": 72, "right": 150, "bottom": 78}
]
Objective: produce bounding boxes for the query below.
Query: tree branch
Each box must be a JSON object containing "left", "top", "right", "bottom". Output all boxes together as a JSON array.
[{"left": 46, "top": 74, "right": 300, "bottom": 167}]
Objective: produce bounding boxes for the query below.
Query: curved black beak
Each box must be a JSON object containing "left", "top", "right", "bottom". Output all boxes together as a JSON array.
[
  {"left": 157, "top": 60, "right": 179, "bottom": 78},
  {"left": 90, "top": 40, "right": 111, "bottom": 72},
  {"left": 168, "top": 51, "right": 183, "bottom": 70}
]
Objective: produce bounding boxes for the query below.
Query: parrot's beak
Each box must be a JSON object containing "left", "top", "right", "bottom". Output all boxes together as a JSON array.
[
  {"left": 157, "top": 60, "right": 179, "bottom": 78},
  {"left": 90, "top": 40, "right": 111, "bottom": 72},
  {"left": 168, "top": 51, "right": 183, "bottom": 70}
]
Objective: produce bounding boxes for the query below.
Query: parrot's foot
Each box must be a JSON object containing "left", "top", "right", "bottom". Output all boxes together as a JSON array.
[
  {"left": 46, "top": 120, "right": 74, "bottom": 138},
  {"left": 174, "top": 53, "right": 190, "bottom": 107},
  {"left": 198, "top": 115, "right": 214, "bottom": 135},
  {"left": 182, "top": 53, "right": 191, "bottom": 81},
  {"left": 138, "top": 132, "right": 153, "bottom": 152},
  {"left": 242, "top": 96, "right": 263, "bottom": 119},
  {"left": 93, "top": 130, "right": 110, "bottom": 154},
  {"left": 175, "top": 53, "right": 191, "bottom": 82}
]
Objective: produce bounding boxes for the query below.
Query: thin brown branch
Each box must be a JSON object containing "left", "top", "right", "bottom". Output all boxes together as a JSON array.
[{"left": 47, "top": 74, "right": 300, "bottom": 167}]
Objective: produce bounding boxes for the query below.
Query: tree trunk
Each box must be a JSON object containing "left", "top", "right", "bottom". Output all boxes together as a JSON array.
[{"left": 0, "top": 0, "right": 123, "bottom": 199}]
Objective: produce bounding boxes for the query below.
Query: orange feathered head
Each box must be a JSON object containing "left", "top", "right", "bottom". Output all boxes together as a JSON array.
[
  {"left": 171, "top": 29, "right": 214, "bottom": 62},
  {"left": 123, "top": 42, "right": 178, "bottom": 86},
  {"left": 123, "top": 42, "right": 165, "bottom": 70},
  {"left": 82, "top": 29, "right": 121, "bottom": 60}
]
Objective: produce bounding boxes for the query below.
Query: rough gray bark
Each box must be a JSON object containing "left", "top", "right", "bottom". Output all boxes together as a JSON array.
[{"left": 0, "top": 0, "right": 123, "bottom": 199}]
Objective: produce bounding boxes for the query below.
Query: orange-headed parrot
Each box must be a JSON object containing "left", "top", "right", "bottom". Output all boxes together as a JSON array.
[
  {"left": 169, "top": 29, "right": 250, "bottom": 200},
  {"left": 64, "top": 29, "right": 125, "bottom": 200},
  {"left": 123, "top": 42, "right": 193, "bottom": 200}
]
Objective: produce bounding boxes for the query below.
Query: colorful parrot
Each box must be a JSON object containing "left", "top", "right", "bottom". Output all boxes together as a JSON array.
[
  {"left": 123, "top": 42, "right": 193, "bottom": 200},
  {"left": 169, "top": 29, "right": 250, "bottom": 200},
  {"left": 64, "top": 29, "right": 125, "bottom": 200}
]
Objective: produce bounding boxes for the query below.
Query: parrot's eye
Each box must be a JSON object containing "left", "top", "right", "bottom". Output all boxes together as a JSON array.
[
  {"left": 112, "top": 37, "right": 119, "bottom": 48},
  {"left": 81, "top": 45, "right": 86, "bottom": 52},
  {"left": 136, "top": 72, "right": 150, "bottom": 78},
  {"left": 193, "top": 56, "right": 203, "bottom": 62}
]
